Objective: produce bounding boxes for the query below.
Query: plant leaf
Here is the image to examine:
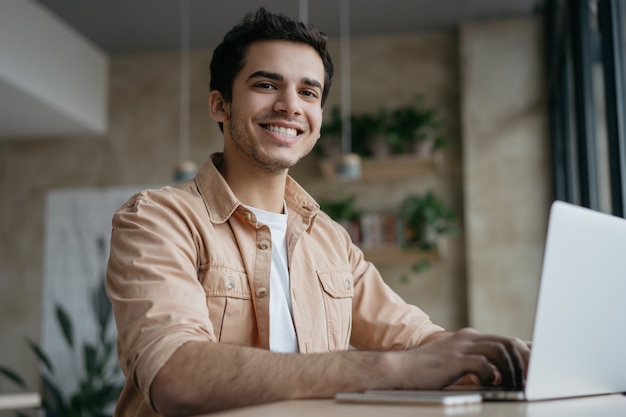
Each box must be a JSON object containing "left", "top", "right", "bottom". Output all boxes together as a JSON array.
[
  {"left": 83, "top": 343, "right": 98, "bottom": 376},
  {"left": 411, "top": 259, "right": 431, "bottom": 273},
  {"left": 26, "top": 338, "right": 54, "bottom": 373},
  {"left": 0, "top": 365, "right": 28, "bottom": 388},
  {"left": 93, "top": 278, "right": 113, "bottom": 337},
  {"left": 41, "top": 371, "right": 67, "bottom": 413},
  {"left": 56, "top": 304, "right": 74, "bottom": 348}
]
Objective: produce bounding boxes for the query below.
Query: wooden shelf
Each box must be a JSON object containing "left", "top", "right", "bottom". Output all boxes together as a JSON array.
[
  {"left": 314, "top": 154, "right": 442, "bottom": 269},
  {"left": 360, "top": 155, "right": 435, "bottom": 181},
  {"left": 361, "top": 246, "right": 438, "bottom": 266},
  {"left": 320, "top": 155, "right": 435, "bottom": 182}
]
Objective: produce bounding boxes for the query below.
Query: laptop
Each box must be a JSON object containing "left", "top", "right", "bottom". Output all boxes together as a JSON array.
[{"left": 340, "top": 201, "right": 626, "bottom": 403}]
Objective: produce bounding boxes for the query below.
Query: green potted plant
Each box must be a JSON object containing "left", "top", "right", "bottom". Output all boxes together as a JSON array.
[
  {"left": 351, "top": 109, "right": 390, "bottom": 158},
  {"left": 398, "top": 191, "right": 458, "bottom": 251},
  {"left": 386, "top": 95, "right": 448, "bottom": 157},
  {"left": 318, "top": 107, "right": 385, "bottom": 158},
  {"left": 319, "top": 195, "right": 361, "bottom": 242},
  {"left": 316, "top": 107, "right": 343, "bottom": 160},
  {"left": 0, "top": 280, "right": 124, "bottom": 417},
  {"left": 319, "top": 195, "right": 360, "bottom": 221},
  {"left": 317, "top": 96, "right": 449, "bottom": 162},
  {"left": 315, "top": 107, "right": 345, "bottom": 179}
]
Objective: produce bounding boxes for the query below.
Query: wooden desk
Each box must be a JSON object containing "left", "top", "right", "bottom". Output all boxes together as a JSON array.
[{"left": 201, "top": 394, "right": 626, "bottom": 417}]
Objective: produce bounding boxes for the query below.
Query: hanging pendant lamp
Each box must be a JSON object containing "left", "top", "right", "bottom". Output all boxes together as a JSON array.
[
  {"left": 336, "top": 0, "right": 361, "bottom": 179},
  {"left": 174, "top": 0, "right": 198, "bottom": 183}
]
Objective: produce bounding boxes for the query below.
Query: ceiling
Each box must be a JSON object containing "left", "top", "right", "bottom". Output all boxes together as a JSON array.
[
  {"left": 32, "top": 0, "right": 544, "bottom": 55},
  {"left": 2, "top": 0, "right": 543, "bottom": 139}
]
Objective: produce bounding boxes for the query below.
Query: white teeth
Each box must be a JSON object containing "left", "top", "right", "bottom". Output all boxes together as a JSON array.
[{"left": 266, "top": 125, "right": 298, "bottom": 138}]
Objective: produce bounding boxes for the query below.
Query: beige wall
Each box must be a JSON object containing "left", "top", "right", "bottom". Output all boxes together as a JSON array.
[
  {"left": 461, "top": 17, "right": 551, "bottom": 339},
  {"left": 0, "top": 16, "right": 548, "bottom": 396}
]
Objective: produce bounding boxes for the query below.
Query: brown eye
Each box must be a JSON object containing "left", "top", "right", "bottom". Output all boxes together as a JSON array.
[
  {"left": 300, "top": 89, "right": 319, "bottom": 99},
  {"left": 255, "top": 82, "right": 275, "bottom": 90}
]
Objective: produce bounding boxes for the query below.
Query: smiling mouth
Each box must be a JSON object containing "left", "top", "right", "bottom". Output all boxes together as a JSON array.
[{"left": 262, "top": 124, "right": 302, "bottom": 138}]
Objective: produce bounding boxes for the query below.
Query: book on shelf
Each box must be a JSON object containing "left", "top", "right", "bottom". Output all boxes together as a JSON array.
[{"left": 336, "top": 211, "right": 416, "bottom": 252}]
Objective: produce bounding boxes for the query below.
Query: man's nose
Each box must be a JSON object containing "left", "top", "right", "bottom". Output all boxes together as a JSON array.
[{"left": 273, "top": 89, "right": 303, "bottom": 116}]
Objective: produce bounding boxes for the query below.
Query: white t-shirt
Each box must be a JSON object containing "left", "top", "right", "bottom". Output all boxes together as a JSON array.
[{"left": 245, "top": 203, "right": 299, "bottom": 353}]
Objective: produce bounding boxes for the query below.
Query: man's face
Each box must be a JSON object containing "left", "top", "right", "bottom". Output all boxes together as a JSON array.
[{"left": 221, "top": 40, "right": 325, "bottom": 174}]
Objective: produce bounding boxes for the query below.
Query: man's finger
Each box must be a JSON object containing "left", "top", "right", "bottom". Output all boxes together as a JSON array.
[{"left": 466, "top": 337, "right": 525, "bottom": 389}]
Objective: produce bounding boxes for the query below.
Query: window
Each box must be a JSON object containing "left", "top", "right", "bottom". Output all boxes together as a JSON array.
[{"left": 546, "top": 0, "right": 626, "bottom": 216}]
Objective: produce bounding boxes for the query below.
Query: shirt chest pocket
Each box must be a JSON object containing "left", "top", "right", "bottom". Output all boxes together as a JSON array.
[
  {"left": 317, "top": 268, "right": 354, "bottom": 351},
  {"left": 200, "top": 267, "right": 256, "bottom": 345}
]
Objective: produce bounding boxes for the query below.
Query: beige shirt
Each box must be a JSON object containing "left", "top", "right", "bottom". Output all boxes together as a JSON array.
[{"left": 106, "top": 153, "right": 444, "bottom": 417}]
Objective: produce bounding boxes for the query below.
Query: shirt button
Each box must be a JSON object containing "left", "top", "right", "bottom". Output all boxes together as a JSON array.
[
  {"left": 258, "top": 240, "right": 270, "bottom": 250},
  {"left": 345, "top": 279, "right": 352, "bottom": 291},
  {"left": 242, "top": 211, "right": 252, "bottom": 220},
  {"left": 225, "top": 278, "right": 235, "bottom": 290},
  {"left": 255, "top": 287, "right": 268, "bottom": 298}
]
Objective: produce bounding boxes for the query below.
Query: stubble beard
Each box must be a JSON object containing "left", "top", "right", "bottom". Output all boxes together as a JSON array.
[{"left": 228, "top": 108, "right": 316, "bottom": 175}]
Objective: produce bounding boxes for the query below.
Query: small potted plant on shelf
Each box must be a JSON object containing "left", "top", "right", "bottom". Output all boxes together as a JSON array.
[
  {"left": 386, "top": 95, "right": 448, "bottom": 158},
  {"left": 397, "top": 192, "right": 458, "bottom": 280},
  {"left": 398, "top": 191, "right": 458, "bottom": 251},
  {"left": 318, "top": 195, "right": 361, "bottom": 243},
  {"left": 319, "top": 107, "right": 392, "bottom": 159},
  {"left": 318, "top": 95, "right": 449, "bottom": 162},
  {"left": 316, "top": 107, "right": 343, "bottom": 161},
  {"left": 351, "top": 109, "right": 391, "bottom": 158}
]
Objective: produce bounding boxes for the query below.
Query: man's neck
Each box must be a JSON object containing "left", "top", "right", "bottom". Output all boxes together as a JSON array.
[{"left": 216, "top": 152, "right": 288, "bottom": 214}]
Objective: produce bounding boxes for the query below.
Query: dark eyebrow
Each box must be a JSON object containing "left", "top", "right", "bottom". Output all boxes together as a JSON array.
[
  {"left": 302, "top": 77, "right": 323, "bottom": 91},
  {"left": 247, "top": 71, "right": 323, "bottom": 91},
  {"left": 247, "top": 70, "right": 282, "bottom": 82}
]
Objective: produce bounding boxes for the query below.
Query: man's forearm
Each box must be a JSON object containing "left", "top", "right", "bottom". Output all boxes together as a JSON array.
[
  {"left": 151, "top": 328, "right": 529, "bottom": 417},
  {"left": 151, "top": 341, "right": 393, "bottom": 417}
]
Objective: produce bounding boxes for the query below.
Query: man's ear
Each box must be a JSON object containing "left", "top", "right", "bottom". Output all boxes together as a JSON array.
[{"left": 209, "top": 90, "right": 229, "bottom": 123}]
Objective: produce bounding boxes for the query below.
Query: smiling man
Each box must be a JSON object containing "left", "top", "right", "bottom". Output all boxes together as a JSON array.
[
  {"left": 106, "top": 8, "right": 529, "bottom": 417},
  {"left": 221, "top": 49, "right": 324, "bottom": 174},
  {"left": 211, "top": 38, "right": 325, "bottom": 211}
]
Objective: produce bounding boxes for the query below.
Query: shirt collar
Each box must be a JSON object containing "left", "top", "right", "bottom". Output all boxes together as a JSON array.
[{"left": 195, "top": 153, "right": 319, "bottom": 224}]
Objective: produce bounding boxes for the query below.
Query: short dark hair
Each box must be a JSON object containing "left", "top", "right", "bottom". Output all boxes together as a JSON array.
[{"left": 209, "top": 7, "right": 334, "bottom": 107}]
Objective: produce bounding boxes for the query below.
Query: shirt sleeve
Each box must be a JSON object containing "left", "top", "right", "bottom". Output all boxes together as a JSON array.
[
  {"left": 347, "top": 239, "right": 445, "bottom": 350},
  {"left": 106, "top": 191, "right": 216, "bottom": 409}
]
